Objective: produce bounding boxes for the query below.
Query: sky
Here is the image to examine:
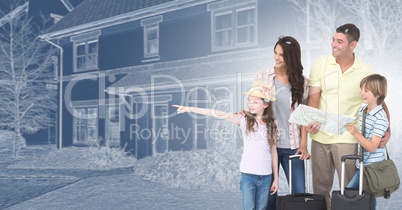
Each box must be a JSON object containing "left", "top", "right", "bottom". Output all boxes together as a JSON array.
[{"left": 0, "top": 0, "right": 83, "bottom": 18}]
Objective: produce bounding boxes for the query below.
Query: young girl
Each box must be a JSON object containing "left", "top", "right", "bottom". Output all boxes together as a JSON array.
[
  {"left": 173, "top": 80, "right": 279, "bottom": 210},
  {"left": 345, "top": 74, "right": 389, "bottom": 208}
]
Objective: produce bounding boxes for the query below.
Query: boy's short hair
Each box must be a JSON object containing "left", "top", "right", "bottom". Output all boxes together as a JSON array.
[
  {"left": 336, "top": 23, "right": 360, "bottom": 43},
  {"left": 360, "top": 74, "right": 387, "bottom": 105}
]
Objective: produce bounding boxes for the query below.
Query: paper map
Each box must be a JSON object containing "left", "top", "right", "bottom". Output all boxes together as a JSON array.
[{"left": 289, "top": 105, "right": 356, "bottom": 135}]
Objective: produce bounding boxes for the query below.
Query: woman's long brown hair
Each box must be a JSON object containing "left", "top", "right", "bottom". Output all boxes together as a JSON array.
[{"left": 275, "top": 36, "right": 305, "bottom": 108}]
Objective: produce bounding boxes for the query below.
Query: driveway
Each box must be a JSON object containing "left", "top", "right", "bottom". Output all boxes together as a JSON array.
[{"left": 4, "top": 171, "right": 241, "bottom": 210}]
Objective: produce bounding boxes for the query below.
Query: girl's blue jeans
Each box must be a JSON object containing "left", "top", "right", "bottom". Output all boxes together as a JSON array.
[{"left": 240, "top": 173, "right": 272, "bottom": 210}]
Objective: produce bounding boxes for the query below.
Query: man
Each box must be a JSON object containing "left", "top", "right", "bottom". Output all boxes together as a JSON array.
[{"left": 306, "top": 23, "right": 391, "bottom": 209}]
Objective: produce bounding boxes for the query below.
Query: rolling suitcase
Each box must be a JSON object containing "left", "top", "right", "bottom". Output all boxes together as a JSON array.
[
  {"left": 276, "top": 155, "right": 326, "bottom": 210},
  {"left": 331, "top": 155, "right": 375, "bottom": 210}
]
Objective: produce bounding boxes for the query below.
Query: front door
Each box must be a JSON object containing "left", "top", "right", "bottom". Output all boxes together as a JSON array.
[
  {"left": 152, "top": 104, "right": 169, "bottom": 154},
  {"left": 106, "top": 106, "right": 120, "bottom": 146}
]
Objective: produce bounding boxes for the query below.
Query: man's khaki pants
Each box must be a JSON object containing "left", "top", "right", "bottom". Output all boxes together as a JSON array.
[{"left": 311, "top": 140, "right": 357, "bottom": 210}]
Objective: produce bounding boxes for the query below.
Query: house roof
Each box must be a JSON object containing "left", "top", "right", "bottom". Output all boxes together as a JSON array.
[{"left": 43, "top": 0, "right": 175, "bottom": 36}]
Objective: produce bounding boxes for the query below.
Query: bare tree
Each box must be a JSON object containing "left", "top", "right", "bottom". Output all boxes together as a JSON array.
[
  {"left": 289, "top": 0, "right": 402, "bottom": 70},
  {"left": 337, "top": 0, "right": 402, "bottom": 71},
  {"left": 0, "top": 0, "right": 57, "bottom": 156},
  {"left": 289, "top": 0, "right": 345, "bottom": 47}
]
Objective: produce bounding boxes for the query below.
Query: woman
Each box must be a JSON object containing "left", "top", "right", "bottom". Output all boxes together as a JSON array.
[{"left": 255, "top": 35, "right": 310, "bottom": 210}]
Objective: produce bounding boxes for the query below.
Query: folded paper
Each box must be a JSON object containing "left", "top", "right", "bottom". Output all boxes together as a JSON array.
[{"left": 289, "top": 105, "right": 355, "bottom": 135}]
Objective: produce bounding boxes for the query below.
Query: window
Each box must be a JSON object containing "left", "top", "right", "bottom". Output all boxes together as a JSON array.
[
  {"left": 74, "top": 107, "right": 98, "bottom": 144},
  {"left": 75, "top": 40, "right": 98, "bottom": 71},
  {"left": 212, "top": 6, "right": 257, "bottom": 51},
  {"left": 145, "top": 24, "right": 159, "bottom": 58},
  {"left": 71, "top": 31, "right": 101, "bottom": 72},
  {"left": 236, "top": 8, "right": 256, "bottom": 44},
  {"left": 141, "top": 16, "right": 163, "bottom": 59},
  {"left": 215, "top": 12, "right": 232, "bottom": 48}
]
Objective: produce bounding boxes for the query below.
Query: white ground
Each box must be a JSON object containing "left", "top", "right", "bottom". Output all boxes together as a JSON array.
[{"left": 2, "top": 145, "right": 401, "bottom": 209}]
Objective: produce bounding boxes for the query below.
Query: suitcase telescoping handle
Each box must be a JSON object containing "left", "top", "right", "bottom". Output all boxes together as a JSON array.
[
  {"left": 289, "top": 154, "right": 308, "bottom": 194},
  {"left": 340, "top": 155, "right": 364, "bottom": 195}
]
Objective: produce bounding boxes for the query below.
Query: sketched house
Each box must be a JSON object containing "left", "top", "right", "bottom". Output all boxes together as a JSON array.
[{"left": 40, "top": 0, "right": 289, "bottom": 159}]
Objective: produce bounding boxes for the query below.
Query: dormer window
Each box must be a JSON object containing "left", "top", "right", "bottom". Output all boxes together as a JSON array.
[
  {"left": 145, "top": 24, "right": 159, "bottom": 57},
  {"left": 141, "top": 16, "right": 163, "bottom": 59}
]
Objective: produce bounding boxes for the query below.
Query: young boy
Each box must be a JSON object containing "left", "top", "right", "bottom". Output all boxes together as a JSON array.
[{"left": 345, "top": 74, "right": 389, "bottom": 208}]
